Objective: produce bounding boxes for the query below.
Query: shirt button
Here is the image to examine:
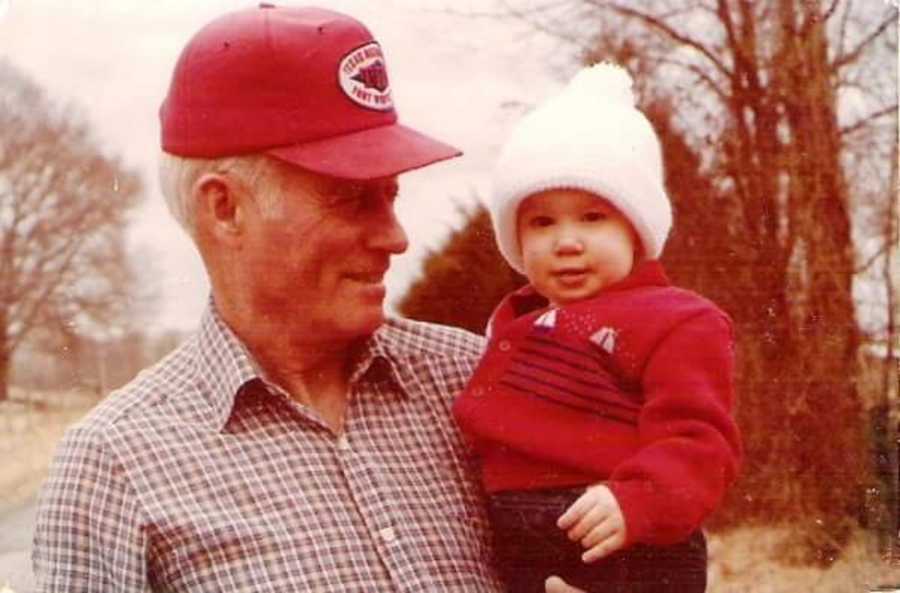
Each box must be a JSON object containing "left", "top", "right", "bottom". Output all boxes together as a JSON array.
[
  {"left": 337, "top": 435, "right": 351, "bottom": 452},
  {"left": 379, "top": 526, "right": 397, "bottom": 543},
  {"left": 498, "top": 340, "right": 512, "bottom": 352}
]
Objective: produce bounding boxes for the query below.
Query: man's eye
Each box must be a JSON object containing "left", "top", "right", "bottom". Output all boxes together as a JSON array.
[
  {"left": 334, "top": 183, "right": 365, "bottom": 202},
  {"left": 331, "top": 180, "right": 397, "bottom": 207},
  {"left": 327, "top": 184, "right": 366, "bottom": 209},
  {"left": 583, "top": 211, "right": 608, "bottom": 222}
]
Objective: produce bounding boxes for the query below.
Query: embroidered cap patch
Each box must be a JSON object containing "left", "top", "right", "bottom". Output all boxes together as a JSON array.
[{"left": 338, "top": 42, "right": 393, "bottom": 111}]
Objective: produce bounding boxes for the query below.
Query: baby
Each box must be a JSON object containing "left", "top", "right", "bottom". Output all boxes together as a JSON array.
[{"left": 454, "top": 64, "right": 742, "bottom": 593}]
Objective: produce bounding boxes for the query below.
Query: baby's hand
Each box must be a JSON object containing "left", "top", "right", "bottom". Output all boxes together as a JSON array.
[{"left": 557, "top": 484, "right": 626, "bottom": 563}]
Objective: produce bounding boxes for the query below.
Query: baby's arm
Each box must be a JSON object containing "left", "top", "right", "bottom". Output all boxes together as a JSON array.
[
  {"left": 602, "top": 309, "right": 741, "bottom": 547},
  {"left": 557, "top": 483, "right": 626, "bottom": 562}
]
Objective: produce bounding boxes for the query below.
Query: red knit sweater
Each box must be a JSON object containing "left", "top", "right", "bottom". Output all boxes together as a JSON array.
[{"left": 453, "top": 262, "right": 741, "bottom": 547}]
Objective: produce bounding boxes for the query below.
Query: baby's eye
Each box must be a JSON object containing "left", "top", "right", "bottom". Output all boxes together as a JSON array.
[
  {"left": 583, "top": 210, "right": 608, "bottom": 222},
  {"left": 529, "top": 215, "right": 554, "bottom": 227}
]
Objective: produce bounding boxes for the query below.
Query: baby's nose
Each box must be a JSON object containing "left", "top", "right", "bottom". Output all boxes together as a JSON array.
[{"left": 554, "top": 234, "right": 584, "bottom": 254}]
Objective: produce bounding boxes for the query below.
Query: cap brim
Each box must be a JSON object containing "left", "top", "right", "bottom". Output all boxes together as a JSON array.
[{"left": 266, "top": 123, "right": 461, "bottom": 180}]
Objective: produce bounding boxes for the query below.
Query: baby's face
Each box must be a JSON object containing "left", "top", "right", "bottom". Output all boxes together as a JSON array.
[{"left": 517, "top": 189, "right": 636, "bottom": 306}]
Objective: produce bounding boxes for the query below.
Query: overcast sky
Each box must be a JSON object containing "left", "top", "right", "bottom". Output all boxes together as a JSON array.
[{"left": 0, "top": 0, "right": 566, "bottom": 331}]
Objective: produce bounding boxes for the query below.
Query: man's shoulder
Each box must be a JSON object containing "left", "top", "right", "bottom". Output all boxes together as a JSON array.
[
  {"left": 377, "top": 318, "right": 484, "bottom": 405},
  {"left": 71, "top": 336, "right": 199, "bottom": 439},
  {"left": 379, "top": 317, "right": 486, "bottom": 361}
]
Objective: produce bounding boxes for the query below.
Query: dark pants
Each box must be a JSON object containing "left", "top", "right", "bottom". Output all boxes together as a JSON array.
[{"left": 487, "top": 488, "right": 707, "bottom": 593}]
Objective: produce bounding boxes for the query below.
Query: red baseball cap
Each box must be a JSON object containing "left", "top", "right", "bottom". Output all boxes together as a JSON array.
[{"left": 160, "top": 4, "right": 461, "bottom": 180}]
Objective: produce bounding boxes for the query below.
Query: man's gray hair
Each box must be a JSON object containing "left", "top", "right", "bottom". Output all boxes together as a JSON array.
[{"left": 158, "top": 152, "right": 285, "bottom": 237}]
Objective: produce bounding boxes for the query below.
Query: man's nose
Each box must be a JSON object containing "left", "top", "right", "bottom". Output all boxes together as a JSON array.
[{"left": 367, "top": 201, "right": 409, "bottom": 255}]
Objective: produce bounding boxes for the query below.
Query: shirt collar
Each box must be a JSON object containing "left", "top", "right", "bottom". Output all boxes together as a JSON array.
[
  {"left": 194, "top": 299, "right": 265, "bottom": 432},
  {"left": 194, "top": 301, "right": 412, "bottom": 432},
  {"left": 348, "top": 320, "right": 420, "bottom": 400}
]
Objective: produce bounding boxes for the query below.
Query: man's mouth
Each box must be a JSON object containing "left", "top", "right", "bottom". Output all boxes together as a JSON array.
[{"left": 345, "top": 269, "right": 387, "bottom": 284}]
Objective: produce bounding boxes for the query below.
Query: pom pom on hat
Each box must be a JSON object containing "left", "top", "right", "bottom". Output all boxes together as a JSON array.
[
  {"left": 489, "top": 62, "right": 672, "bottom": 274},
  {"left": 567, "top": 62, "right": 636, "bottom": 108}
]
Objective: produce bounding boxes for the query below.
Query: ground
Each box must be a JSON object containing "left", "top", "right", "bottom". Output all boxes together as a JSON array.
[
  {"left": 0, "top": 389, "right": 897, "bottom": 592},
  {"left": 0, "top": 389, "right": 95, "bottom": 593}
]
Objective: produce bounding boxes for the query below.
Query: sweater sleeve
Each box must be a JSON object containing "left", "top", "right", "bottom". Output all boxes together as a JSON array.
[{"left": 606, "top": 309, "right": 742, "bottom": 546}]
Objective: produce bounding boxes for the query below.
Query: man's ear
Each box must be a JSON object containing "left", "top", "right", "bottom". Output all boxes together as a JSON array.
[{"left": 193, "top": 173, "right": 245, "bottom": 245}]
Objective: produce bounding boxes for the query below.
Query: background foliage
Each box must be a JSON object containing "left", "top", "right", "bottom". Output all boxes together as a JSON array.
[{"left": 0, "top": 60, "right": 150, "bottom": 401}]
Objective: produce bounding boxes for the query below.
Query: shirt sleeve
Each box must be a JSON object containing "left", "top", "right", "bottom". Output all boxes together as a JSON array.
[
  {"left": 607, "top": 310, "right": 742, "bottom": 546},
  {"left": 33, "top": 425, "right": 150, "bottom": 592}
]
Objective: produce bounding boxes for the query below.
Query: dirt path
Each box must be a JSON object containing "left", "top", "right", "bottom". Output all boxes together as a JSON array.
[
  {"left": 0, "top": 390, "right": 95, "bottom": 593},
  {"left": 0, "top": 497, "right": 36, "bottom": 593},
  {"left": 0, "top": 391, "right": 95, "bottom": 513}
]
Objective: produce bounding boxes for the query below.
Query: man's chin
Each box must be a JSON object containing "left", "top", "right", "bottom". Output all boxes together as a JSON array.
[{"left": 336, "top": 308, "right": 387, "bottom": 341}]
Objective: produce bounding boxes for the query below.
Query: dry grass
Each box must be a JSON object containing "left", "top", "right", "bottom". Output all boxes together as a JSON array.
[
  {"left": 708, "top": 526, "right": 900, "bottom": 592},
  {"left": 0, "top": 388, "right": 95, "bottom": 513}
]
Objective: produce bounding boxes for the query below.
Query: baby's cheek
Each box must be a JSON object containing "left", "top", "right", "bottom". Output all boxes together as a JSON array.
[{"left": 521, "top": 241, "right": 548, "bottom": 266}]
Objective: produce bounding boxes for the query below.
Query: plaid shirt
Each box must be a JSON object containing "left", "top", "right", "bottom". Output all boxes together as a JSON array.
[{"left": 33, "top": 303, "right": 504, "bottom": 592}]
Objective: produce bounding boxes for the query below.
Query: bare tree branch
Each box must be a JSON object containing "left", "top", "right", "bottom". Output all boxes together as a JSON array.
[
  {"left": 835, "top": 0, "right": 854, "bottom": 65},
  {"left": 833, "top": 11, "right": 896, "bottom": 70},
  {"left": 840, "top": 103, "right": 899, "bottom": 136},
  {"left": 653, "top": 55, "right": 730, "bottom": 102},
  {"left": 0, "top": 59, "right": 146, "bottom": 399},
  {"left": 855, "top": 242, "right": 890, "bottom": 274},
  {"left": 599, "top": 1, "right": 734, "bottom": 79},
  {"left": 822, "top": 0, "right": 840, "bottom": 22}
]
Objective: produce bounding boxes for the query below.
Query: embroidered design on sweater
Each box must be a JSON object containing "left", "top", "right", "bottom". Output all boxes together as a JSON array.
[
  {"left": 533, "top": 309, "right": 558, "bottom": 333},
  {"left": 499, "top": 333, "right": 640, "bottom": 426},
  {"left": 589, "top": 326, "right": 619, "bottom": 354}
]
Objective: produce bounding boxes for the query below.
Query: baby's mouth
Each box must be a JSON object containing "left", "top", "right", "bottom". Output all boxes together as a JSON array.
[{"left": 553, "top": 268, "right": 588, "bottom": 277}]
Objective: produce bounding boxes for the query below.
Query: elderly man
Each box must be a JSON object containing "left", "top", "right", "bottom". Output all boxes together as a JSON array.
[{"left": 33, "top": 5, "right": 583, "bottom": 592}]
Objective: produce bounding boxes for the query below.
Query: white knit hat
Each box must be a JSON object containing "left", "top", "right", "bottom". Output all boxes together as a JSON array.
[{"left": 489, "top": 63, "right": 672, "bottom": 274}]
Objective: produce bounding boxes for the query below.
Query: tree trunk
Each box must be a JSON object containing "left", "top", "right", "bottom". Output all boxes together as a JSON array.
[
  {"left": 708, "top": 4, "right": 867, "bottom": 559},
  {"left": 0, "top": 332, "right": 8, "bottom": 402},
  {"left": 758, "top": 0, "right": 866, "bottom": 561}
]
